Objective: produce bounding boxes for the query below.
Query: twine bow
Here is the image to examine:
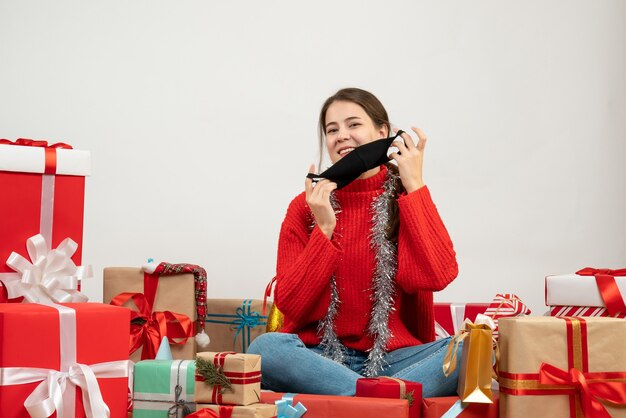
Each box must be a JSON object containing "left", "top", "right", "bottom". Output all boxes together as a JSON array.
[
  {"left": 110, "top": 292, "right": 193, "bottom": 359},
  {"left": 4, "top": 234, "right": 91, "bottom": 304},
  {"left": 167, "top": 384, "right": 193, "bottom": 417},
  {"left": 539, "top": 362, "right": 626, "bottom": 418},
  {"left": 576, "top": 267, "right": 626, "bottom": 316}
]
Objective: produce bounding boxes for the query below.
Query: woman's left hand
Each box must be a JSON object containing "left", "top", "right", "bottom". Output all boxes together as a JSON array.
[{"left": 388, "top": 126, "right": 428, "bottom": 193}]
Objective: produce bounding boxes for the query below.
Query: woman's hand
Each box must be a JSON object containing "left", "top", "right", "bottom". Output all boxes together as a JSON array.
[
  {"left": 305, "top": 164, "right": 337, "bottom": 239},
  {"left": 388, "top": 127, "right": 427, "bottom": 193}
]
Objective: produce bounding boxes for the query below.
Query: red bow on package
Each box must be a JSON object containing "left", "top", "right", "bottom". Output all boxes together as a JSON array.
[
  {"left": 576, "top": 268, "right": 626, "bottom": 316},
  {"left": 187, "top": 409, "right": 220, "bottom": 418},
  {"left": 110, "top": 292, "right": 193, "bottom": 360},
  {"left": 539, "top": 362, "right": 626, "bottom": 418},
  {"left": 0, "top": 137, "right": 73, "bottom": 174},
  {"left": 0, "top": 138, "right": 72, "bottom": 149}
]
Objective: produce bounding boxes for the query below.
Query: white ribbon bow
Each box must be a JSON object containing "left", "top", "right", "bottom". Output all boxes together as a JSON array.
[
  {"left": 4, "top": 234, "right": 91, "bottom": 304},
  {"left": 1, "top": 360, "right": 130, "bottom": 418}
]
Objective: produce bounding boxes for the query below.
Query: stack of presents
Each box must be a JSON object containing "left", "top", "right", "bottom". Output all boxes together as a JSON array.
[{"left": 1, "top": 138, "right": 625, "bottom": 418}]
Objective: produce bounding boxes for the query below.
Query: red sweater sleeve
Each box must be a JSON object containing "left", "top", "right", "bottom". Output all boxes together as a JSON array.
[
  {"left": 396, "top": 185, "right": 458, "bottom": 292},
  {"left": 274, "top": 194, "right": 342, "bottom": 325}
]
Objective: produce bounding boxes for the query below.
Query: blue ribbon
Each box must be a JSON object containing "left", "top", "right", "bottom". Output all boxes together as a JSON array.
[
  {"left": 204, "top": 299, "right": 267, "bottom": 353},
  {"left": 275, "top": 393, "right": 307, "bottom": 418},
  {"left": 441, "top": 399, "right": 467, "bottom": 418}
]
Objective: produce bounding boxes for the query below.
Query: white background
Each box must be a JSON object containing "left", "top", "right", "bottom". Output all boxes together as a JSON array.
[{"left": 1, "top": 1, "right": 624, "bottom": 315}]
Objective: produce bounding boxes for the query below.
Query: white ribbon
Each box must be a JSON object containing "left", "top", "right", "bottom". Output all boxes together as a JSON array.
[
  {"left": 435, "top": 303, "right": 467, "bottom": 340},
  {"left": 3, "top": 234, "right": 92, "bottom": 304},
  {"left": 0, "top": 304, "right": 131, "bottom": 418},
  {"left": 1, "top": 361, "right": 130, "bottom": 418}
]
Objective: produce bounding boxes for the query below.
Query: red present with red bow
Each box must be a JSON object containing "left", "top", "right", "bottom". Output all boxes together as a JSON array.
[
  {"left": 0, "top": 303, "right": 131, "bottom": 418},
  {"left": 356, "top": 377, "right": 421, "bottom": 418},
  {"left": 0, "top": 139, "right": 90, "bottom": 293},
  {"left": 498, "top": 316, "right": 626, "bottom": 418},
  {"left": 546, "top": 268, "right": 626, "bottom": 318}
]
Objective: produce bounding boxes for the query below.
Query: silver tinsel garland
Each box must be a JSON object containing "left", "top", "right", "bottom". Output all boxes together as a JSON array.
[{"left": 315, "top": 169, "right": 399, "bottom": 376}]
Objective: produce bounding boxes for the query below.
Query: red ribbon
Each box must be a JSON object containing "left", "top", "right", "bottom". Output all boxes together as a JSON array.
[
  {"left": 262, "top": 276, "right": 277, "bottom": 315},
  {"left": 576, "top": 267, "right": 626, "bottom": 316},
  {"left": 186, "top": 409, "right": 220, "bottom": 418},
  {"left": 539, "top": 363, "right": 626, "bottom": 418},
  {"left": 0, "top": 138, "right": 73, "bottom": 174},
  {"left": 110, "top": 292, "right": 193, "bottom": 360}
]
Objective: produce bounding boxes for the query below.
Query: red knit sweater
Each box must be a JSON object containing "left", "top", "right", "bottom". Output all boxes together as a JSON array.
[{"left": 275, "top": 165, "right": 458, "bottom": 352}]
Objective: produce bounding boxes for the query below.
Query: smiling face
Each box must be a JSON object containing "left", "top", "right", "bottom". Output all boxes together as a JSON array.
[{"left": 324, "top": 100, "right": 389, "bottom": 164}]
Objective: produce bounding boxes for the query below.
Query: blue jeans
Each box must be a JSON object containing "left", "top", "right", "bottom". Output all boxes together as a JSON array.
[{"left": 247, "top": 333, "right": 461, "bottom": 398}]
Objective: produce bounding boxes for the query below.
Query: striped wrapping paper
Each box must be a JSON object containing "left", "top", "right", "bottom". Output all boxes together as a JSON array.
[
  {"left": 549, "top": 305, "right": 626, "bottom": 318},
  {"left": 483, "top": 294, "right": 531, "bottom": 339}
]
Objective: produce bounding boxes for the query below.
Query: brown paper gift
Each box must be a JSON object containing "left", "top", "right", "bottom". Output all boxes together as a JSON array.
[
  {"left": 443, "top": 317, "right": 494, "bottom": 403},
  {"left": 201, "top": 299, "right": 271, "bottom": 354},
  {"left": 103, "top": 266, "right": 196, "bottom": 361},
  {"left": 194, "top": 351, "right": 261, "bottom": 406},
  {"left": 498, "top": 316, "right": 626, "bottom": 418},
  {"left": 196, "top": 403, "right": 277, "bottom": 418}
]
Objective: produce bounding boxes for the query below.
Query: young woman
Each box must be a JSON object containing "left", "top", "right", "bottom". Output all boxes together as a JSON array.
[{"left": 248, "top": 88, "right": 460, "bottom": 397}]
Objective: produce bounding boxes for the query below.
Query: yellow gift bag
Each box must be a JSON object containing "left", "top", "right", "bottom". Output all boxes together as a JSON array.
[{"left": 443, "top": 314, "right": 495, "bottom": 403}]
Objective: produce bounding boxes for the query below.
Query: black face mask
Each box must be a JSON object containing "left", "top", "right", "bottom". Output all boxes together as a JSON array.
[{"left": 306, "top": 130, "right": 404, "bottom": 189}]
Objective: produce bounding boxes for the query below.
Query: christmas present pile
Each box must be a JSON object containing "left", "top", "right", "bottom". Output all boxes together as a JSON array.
[{"left": 0, "top": 140, "right": 135, "bottom": 417}]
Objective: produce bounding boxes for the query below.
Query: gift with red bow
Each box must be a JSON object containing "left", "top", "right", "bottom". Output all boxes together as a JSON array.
[
  {"left": 105, "top": 262, "right": 208, "bottom": 361},
  {"left": 546, "top": 268, "right": 626, "bottom": 318},
  {"left": 498, "top": 316, "right": 626, "bottom": 418},
  {"left": 0, "top": 138, "right": 90, "bottom": 290}
]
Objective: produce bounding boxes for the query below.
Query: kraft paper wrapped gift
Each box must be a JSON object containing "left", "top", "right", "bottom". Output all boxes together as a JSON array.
[
  {"left": 132, "top": 359, "right": 196, "bottom": 418},
  {"left": 194, "top": 352, "right": 261, "bottom": 406},
  {"left": 201, "top": 299, "right": 270, "bottom": 353},
  {"left": 260, "top": 392, "right": 409, "bottom": 418},
  {"left": 498, "top": 316, "right": 626, "bottom": 418},
  {"left": 103, "top": 265, "right": 197, "bottom": 361},
  {"left": 195, "top": 403, "right": 277, "bottom": 418},
  {"left": 546, "top": 268, "right": 626, "bottom": 318},
  {"left": 422, "top": 393, "right": 499, "bottom": 418},
  {"left": 0, "top": 139, "right": 90, "bottom": 289},
  {"left": 355, "top": 377, "right": 421, "bottom": 418},
  {"left": 0, "top": 303, "right": 131, "bottom": 418}
]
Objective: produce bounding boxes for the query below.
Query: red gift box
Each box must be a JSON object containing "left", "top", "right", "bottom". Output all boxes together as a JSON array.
[
  {"left": 260, "top": 391, "right": 409, "bottom": 418},
  {"left": 356, "top": 377, "right": 421, "bottom": 418},
  {"left": 0, "top": 139, "right": 90, "bottom": 281},
  {"left": 434, "top": 303, "right": 490, "bottom": 339},
  {"left": 422, "top": 393, "right": 499, "bottom": 418},
  {"left": 0, "top": 303, "right": 131, "bottom": 417}
]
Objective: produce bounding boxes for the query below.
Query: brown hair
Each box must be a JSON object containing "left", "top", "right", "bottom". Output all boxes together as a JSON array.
[{"left": 317, "top": 87, "right": 404, "bottom": 242}]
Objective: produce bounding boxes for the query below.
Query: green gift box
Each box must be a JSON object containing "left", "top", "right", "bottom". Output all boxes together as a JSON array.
[{"left": 133, "top": 359, "right": 197, "bottom": 418}]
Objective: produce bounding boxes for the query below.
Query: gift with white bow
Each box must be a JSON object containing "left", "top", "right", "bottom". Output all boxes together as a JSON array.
[
  {"left": 2, "top": 234, "right": 92, "bottom": 304},
  {"left": 0, "top": 138, "right": 90, "bottom": 288},
  {"left": 0, "top": 302, "right": 132, "bottom": 418}
]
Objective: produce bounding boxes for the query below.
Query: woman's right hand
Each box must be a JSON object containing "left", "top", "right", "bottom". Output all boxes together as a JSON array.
[{"left": 305, "top": 164, "right": 337, "bottom": 240}]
